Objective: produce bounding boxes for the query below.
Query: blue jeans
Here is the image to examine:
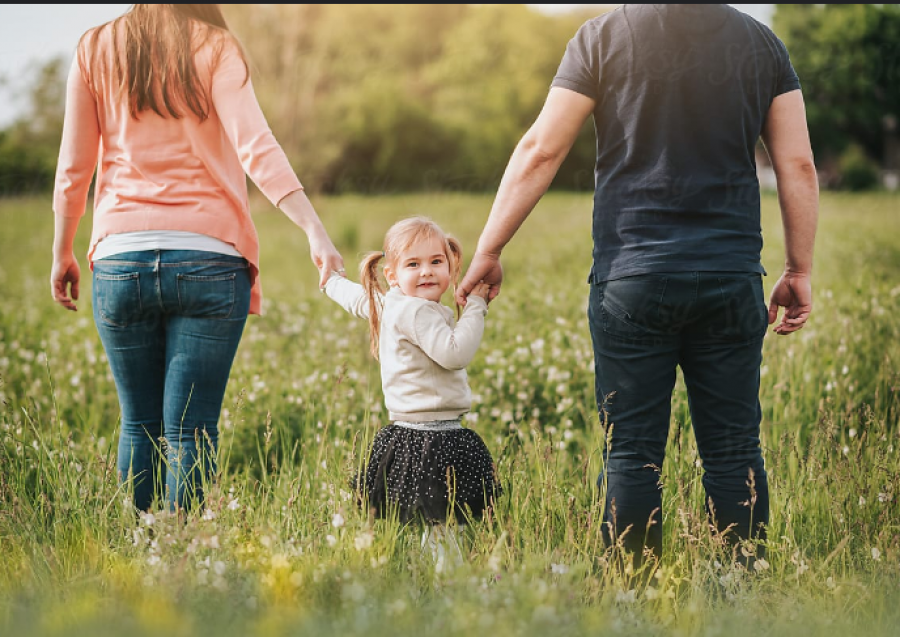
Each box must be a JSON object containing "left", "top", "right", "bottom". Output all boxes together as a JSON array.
[
  {"left": 587, "top": 272, "right": 770, "bottom": 563},
  {"left": 92, "top": 250, "right": 250, "bottom": 512}
]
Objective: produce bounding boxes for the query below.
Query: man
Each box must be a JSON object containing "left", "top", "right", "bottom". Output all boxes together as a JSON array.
[{"left": 456, "top": 4, "right": 818, "bottom": 566}]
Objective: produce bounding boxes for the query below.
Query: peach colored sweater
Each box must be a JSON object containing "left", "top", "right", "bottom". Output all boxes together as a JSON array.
[{"left": 53, "top": 23, "right": 303, "bottom": 315}]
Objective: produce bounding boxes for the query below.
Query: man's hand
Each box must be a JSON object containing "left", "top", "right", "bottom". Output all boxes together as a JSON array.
[
  {"left": 768, "top": 271, "right": 812, "bottom": 335},
  {"left": 456, "top": 252, "right": 503, "bottom": 306},
  {"left": 467, "top": 281, "right": 492, "bottom": 301}
]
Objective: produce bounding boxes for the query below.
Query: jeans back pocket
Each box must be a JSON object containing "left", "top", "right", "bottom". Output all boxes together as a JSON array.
[
  {"left": 94, "top": 272, "right": 142, "bottom": 328},
  {"left": 600, "top": 275, "right": 670, "bottom": 339},
  {"left": 176, "top": 273, "right": 236, "bottom": 319}
]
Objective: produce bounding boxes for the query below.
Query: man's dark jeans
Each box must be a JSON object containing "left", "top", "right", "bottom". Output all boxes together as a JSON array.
[{"left": 587, "top": 271, "right": 770, "bottom": 563}]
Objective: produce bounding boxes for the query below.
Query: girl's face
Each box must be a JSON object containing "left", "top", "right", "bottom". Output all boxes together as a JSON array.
[{"left": 384, "top": 235, "right": 452, "bottom": 303}]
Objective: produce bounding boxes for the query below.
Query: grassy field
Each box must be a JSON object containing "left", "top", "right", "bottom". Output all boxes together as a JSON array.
[{"left": 0, "top": 191, "right": 898, "bottom": 636}]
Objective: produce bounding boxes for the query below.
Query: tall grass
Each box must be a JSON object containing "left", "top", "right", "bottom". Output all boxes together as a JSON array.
[{"left": 0, "top": 191, "right": 897, "bottom": 636}]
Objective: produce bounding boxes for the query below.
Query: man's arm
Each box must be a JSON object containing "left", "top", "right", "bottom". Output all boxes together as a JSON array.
[
  {"left": 760, "top": 89, "right": 819, "bottom": 335},
  {"left": 456, "top": 87, "right": 596, "bottom": 305}
]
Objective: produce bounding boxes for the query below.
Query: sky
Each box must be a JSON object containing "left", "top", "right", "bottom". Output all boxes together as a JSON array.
[{"left": 0, "top": 4, "right": 774, "bottom": 128}]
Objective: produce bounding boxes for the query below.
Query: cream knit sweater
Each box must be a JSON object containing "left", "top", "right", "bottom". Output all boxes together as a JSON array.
[{"left": 323, "top": 274, "right": 488, "bottom": 422}]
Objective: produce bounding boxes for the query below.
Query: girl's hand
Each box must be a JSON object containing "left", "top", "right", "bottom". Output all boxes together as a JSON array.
[
  {"left": 468, "top": 281, "right": 492, "bottom": 301},
  {"left": 51, "top": 252, "right": 81, "bottom": 311}
]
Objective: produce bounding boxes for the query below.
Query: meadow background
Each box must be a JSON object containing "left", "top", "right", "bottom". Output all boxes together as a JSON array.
[
  {"left": 0, "top": 3, "right": 899, "bottom": 636},
  {"left": 1, "top": 190, "right": 898, "bottom": 636}
]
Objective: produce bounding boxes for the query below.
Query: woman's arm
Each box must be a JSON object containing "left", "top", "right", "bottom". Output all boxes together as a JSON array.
[
  {"left": 51, "top": 54, "right": 100, "bottom": 311},
  {"left": 211, "top": 37, "right": 343, "bottom": 287}
]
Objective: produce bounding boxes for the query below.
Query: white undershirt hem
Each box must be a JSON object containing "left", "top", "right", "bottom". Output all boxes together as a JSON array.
[{"left": 92, "top": 231, "right": 243, "bottom": 261}]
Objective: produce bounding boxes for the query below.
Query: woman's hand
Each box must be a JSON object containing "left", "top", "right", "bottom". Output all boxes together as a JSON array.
[
  {"left": 51, "top": 252, "right": 81, "bottom": 311},
  {"left": 308, "top": 229, "right": 345, "bottom": 289}
]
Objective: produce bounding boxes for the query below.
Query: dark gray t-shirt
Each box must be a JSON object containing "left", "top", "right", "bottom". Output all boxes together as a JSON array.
[{"left": 552, "top": 4, "right": 801, "bottom": 282}]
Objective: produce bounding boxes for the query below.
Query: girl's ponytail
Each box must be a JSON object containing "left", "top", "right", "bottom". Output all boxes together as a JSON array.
[
  {"left": 446, "top": 236, "right": 464, "bottom": 319},
  {"left": 359, "top": 251, "right": 387, "bottom": 359}
]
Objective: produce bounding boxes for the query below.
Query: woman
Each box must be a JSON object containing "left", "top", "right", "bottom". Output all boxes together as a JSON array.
[{"left": 51, "top": 4, "right": 344, "bottom": 513}]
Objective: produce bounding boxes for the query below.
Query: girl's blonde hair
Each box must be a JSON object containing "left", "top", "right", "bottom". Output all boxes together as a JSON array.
[{"left": 359, "top": 216, "right": 463, "bottom": 359}]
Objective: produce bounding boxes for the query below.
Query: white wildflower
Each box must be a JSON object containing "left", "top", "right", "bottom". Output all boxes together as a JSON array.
[
  {"left": 332, "top": 512, "right": 345, "bottom": 528},
  {"left": 753, "top": 558, "right": 770, "bottom": 572},
  {"left": 615, "top": 589, "right": 636, "bottom": 604},
  {"left": 354, "top": 531, "right": 374, "bottom": 551}
]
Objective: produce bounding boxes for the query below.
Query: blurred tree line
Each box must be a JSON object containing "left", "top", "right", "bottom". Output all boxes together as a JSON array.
[
  {"left": 773, "top": 4, "right": 900, "bottom": 190},
  {"left": 2, "top": 4, "right": 897, "bottom": 196}
]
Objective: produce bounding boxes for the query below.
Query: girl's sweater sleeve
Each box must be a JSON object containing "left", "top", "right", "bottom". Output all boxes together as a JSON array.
[
  {"left": 411, "top": 297, "right": 488, "bottom": 370},
  {"left": 322, "top": 273, "right": 371, "bottom": 319}
]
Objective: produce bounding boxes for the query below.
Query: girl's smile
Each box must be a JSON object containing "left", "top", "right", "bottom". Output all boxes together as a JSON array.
[{"left": 385, "top": 235, "right": 452, "bottom": 302}]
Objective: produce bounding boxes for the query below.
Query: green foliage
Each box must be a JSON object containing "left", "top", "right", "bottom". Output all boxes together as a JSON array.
[
  {"left": 838, "top": 144, "right": 881, "bottom": 192},
  {"left": 773, "top": 4, "right": 900, "bottom": 169},
  {"left": 223, "top": 4, "right": 599, "bottom": 193},
  {"left": 1, "top": 191, "right": 900, "bottom": 635},
  {"left": 0, "top": 57, "right": 67, "bottom": 195}
]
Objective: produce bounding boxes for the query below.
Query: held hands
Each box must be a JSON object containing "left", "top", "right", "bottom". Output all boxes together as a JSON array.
[
  {"left": 51, "top": 252, "right": 81, "bottom": 311},
  {"left": 467, "top": 281, "right": 492, "bottom": 301},
  {"left": 768, "top": 270, "right": 812, "bottom": 335},
  {"left": 307, "top": 229, "right": 345, "bottom": 289},
  {"left": 456, "top": 251, "right": 503, "bottom": 306}
]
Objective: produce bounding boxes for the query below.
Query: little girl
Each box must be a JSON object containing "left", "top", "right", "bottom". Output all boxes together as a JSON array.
[{"left": 323, "top": 216, "right": 500, "bottom": 532}]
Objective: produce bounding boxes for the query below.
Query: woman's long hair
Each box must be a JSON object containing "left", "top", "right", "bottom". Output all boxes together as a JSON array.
[
  {"left": 83, "top": 4, "right": 248, "bottom": 121},
  {"left": 359, "top": 217, "right": 463, "bottom": 360}
]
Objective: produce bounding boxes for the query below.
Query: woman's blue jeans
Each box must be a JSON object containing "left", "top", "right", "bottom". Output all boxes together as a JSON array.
[
  {"left": 587, "top": 271, "right": 770, "bottom": 564},
  {"left": 92, "top": 250, "right": 250, "bottom": 512}
]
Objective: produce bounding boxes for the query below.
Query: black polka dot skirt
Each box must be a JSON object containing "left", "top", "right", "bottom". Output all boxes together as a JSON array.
[{"left": 355, "top": 420, "right": 501, "bottom": 524}]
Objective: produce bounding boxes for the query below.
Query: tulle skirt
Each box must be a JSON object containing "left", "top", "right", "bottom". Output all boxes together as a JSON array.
[{"left": 355, "top": 421, "right": 501, "bottom": 524}]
